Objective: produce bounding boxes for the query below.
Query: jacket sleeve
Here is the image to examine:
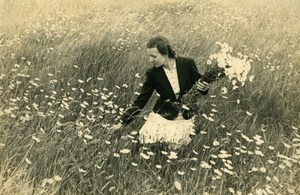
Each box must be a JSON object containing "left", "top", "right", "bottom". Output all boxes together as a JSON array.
[
  {"left": 189, "top": 59, "right": 208, "bottom": 95},
  {"left": 120, "top": 70, "right": 155, "bottom": 126}
]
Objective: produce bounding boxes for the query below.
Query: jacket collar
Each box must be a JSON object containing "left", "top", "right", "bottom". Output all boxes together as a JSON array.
[{"left": 153, "top": 56, "right": 184, "bottom": 99}]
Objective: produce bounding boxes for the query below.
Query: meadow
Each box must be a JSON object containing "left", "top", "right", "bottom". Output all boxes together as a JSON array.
[{"left": 0, "top": 0, "right": 299, "bottom": 194}]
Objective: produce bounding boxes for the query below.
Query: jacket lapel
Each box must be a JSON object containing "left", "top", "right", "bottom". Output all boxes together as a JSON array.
[
  {"left": 175, "top": 57, "right": 185, "bottom": 94},
  {"left": 155, "top": 66, "right": 177, "bottom": 99}
]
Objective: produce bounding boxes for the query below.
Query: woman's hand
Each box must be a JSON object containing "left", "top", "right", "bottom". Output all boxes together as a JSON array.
[{"left": 196, "top": 80, "right": 209, "bottom": 92}]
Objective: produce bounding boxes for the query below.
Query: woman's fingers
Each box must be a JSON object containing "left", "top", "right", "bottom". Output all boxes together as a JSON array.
[{"left": 196, "top": 81, "right": 209, "bottom": 91}]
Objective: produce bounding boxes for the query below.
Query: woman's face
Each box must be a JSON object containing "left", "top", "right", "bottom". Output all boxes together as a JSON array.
[{"left": 147, "top": 47, "right": 168, "bottom": 68}]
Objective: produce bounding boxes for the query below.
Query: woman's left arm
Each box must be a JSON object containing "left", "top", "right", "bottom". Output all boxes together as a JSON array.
[{"left": 189, "top": 59, "right": 209, "bottom": 95}]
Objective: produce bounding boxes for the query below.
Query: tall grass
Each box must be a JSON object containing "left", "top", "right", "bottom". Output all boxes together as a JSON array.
[{"left": 0, "top": 0, "right": 299, "bottom": 194}]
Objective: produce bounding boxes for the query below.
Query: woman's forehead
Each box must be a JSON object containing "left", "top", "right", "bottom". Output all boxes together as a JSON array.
[{"left": 147, "top": 47, "right": 161, "bottom": 56}]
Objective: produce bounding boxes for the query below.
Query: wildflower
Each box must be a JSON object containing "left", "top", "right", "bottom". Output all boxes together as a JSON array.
[
  {"left": 79, "top": 168, "right": 86, "bottom": 173},
  {"left": 246, "top": 111, "right": 253, "bottom": 116},
  {"left": 241, "top": 133, "right": 253, "bottom": 142},
  {"left": 174, "top": 181, "right": 182, "bottom": 190},
  {"left": 156, "top": 165, "right": 162, "bottom": 169},
  {"left": 221, "top": 87, "right": 227, "bottom": 94},
  {"left": 113, "top": 153, "right": 120, "bottom": 158},
  {"left": 32, "top": 135, "right": 41, "bottom": 143},
  {"left": 200, "top": 161, "right": 212, "bottom": 169},
  {"left": 131, "top": 162, "right": 138, "bottom": 167},
  {"left": 253, "top": 134, "right": 264, "bottom": 145},
  {"left": 224, "top": 163, "right": 233, "bottom": 169},
  {"left": 25, "top": 158, "right": 32, "bottom": 164},
  {"left": 229, "top": 188, "right": 235, "bottom": 193},
  {"left": 213, "top": 140, "right": 220, "bottom": 146},
  {"left": 130, "top": 131, "right": 138, "bottom": 135},
  {"left": 140, "top": 152, "right": 150, "bottom": 160},
  {"left": 83, "top": 134, "right": 93, "bottom": 140},
  {"left": 232, "top": 85, "right": 239, "bottom": 90},
  {"left": 222, "top": 168, "right": 234, "bottom": 175},
  {"left": 278, "top": 164, "right": 286, "bottom": 169},
  {"left": 58, "top": 114, "right": 65, "bottom": 119},
  {"left": 250, "top": 167, "right": 258, "bottom": 172},
  {"left": 267, "top": 159, "right": 275, "bottom": 164},
  {"left": 211, "top": 108, "right": 218, "bottom": 113},
  {"left": 120, "top": 149, "right": 130, "bottom": 154},
  {"left": 177, "top": 170, "right": 185, "bottom": 175},
  {"left": 168, "top": 151, "right": 178, "bottom": 159},
  {"left": 53, "top": 175, "right": 62, "bottom": 181},
  {"left": 273, "top": 176, "right": 279, "bottom": 182},
  {"left": 283, "top": 142, "right": 292, "bottom": 149},
  {"left": 181, "top": 104, "right": 190, "bottom": 110},
  {"left": 45, "top": 178, "right": 54, "bottom": 184},
  {"left": 101, "top": 95, "right": 108, "bottom": 100},
  {"left": 207, "top": 117, "right": 214, "bottom": 122},
  {"left": 213, "top": 169, "right": 222, "bottom": 176},
  {"left": 260, "top": 167, "right": 266, "bottom": 173},
  {"left": 147, "top": 151, "right": 155, "bottom": 156},
  {"left": 135, "top": 73, "right": 141, "bottom": 78},
  {"left": 255, "top": 188, "right": 264, "bottom": 195},
  {"left": 218, "top": 151, "right": 232, "bottom": 159}
]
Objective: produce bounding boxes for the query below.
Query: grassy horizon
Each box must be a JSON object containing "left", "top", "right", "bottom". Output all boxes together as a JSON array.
[{"left": 0, "top": 0, "right": 299, "bottom": 194}]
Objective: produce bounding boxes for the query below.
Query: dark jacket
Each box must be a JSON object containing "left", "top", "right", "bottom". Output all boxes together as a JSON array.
[{"left": 121, "top": 56, "right": 207, "bottom": 126}]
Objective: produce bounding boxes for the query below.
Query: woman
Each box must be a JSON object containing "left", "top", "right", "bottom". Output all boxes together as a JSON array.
[{"left": 113, "top": 36, "right": 209, "bottom": 149}]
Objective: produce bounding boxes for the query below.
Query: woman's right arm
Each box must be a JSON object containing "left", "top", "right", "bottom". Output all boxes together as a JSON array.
[{"left": 120, "top": 70, "right": 155, "bottom": 126}]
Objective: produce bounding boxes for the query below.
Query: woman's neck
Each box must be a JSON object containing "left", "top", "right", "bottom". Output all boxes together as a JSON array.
[{"left": 164, "top": 58, "right": 175, "bottom": 70}]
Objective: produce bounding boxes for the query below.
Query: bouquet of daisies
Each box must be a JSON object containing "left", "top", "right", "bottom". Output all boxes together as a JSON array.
[{"left": 179, "top": 42, "right": 252, "bottom": 111}]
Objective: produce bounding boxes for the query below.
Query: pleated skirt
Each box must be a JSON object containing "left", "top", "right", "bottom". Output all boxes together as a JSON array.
[{"left": 138, "top": 112, "right": 195, "bottom": 149}]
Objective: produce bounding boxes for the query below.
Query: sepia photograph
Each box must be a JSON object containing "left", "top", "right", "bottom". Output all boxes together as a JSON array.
[{"left": 0, "top": 0, "right": 299, "bottom": 194}]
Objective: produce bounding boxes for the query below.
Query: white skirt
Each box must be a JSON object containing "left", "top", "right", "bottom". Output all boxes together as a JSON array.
[{"left": 138, "top": 112, "right": 195, "bottom": 149}]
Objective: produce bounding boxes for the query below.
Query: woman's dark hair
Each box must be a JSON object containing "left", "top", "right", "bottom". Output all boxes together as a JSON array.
[{"left": 146, "top": 36, "right": 176, "bottom": 58}]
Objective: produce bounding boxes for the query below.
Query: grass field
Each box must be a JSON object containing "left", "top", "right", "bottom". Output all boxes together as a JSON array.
[{"left": 0, "top": 0, "right": 300, "bottom": 194}]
